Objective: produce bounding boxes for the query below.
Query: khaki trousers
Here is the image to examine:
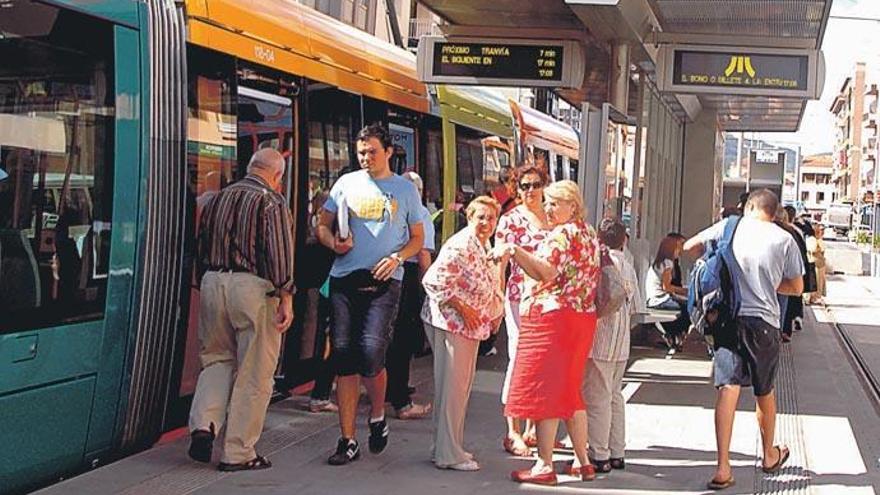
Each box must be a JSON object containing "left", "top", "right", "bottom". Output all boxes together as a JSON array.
[
  {"left": 189, "top": 271, "right": 281, "bottom": 464},
  {"left": 425, "top": 323, "right": 479, "bottom": 467},
  {"left": 583, "top": 359, "right": 627, "bottom": 460},
  {"left": 816, "top": 265, "right": 827, "bottom": 298}
]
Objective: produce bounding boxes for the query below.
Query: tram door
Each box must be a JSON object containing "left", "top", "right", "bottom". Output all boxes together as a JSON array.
[{"left": 171, "top": 53, "right": 297, "bottom": 428}]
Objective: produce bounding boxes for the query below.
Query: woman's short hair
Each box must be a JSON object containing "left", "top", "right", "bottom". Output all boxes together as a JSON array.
[
  {"left": 512, "top": 164, "right": 549, "bottom": 188},
  {"left": 598, "top": 217, "right": 626, "bottom": 249},
  {"left": 544, "top": 180, "right": 584, "bottom": 220},
  {"left": 466, "top": 195, "right": 501, "bottom": 220}
]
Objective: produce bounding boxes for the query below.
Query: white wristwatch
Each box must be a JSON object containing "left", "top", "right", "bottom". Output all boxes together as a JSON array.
[{"left": 390, "top": 252, "right": 403, "bottom": 264}]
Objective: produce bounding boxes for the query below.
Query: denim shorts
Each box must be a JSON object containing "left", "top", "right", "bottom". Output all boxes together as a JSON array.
[
  {"left": 329, "top": 273, "right": 401, "bottom": 377},
  {"left": 713, "top": 316, "right": 781, "bottom": 396}
]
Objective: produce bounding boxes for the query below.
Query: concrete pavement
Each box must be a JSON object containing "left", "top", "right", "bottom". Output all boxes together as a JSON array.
[{"left": 36, "top": 278, "right": 880, "bottom": 495}]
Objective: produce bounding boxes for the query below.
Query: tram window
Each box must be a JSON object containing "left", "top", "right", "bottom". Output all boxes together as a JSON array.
[
  {"left": 424, "top": 129, "right": 443, "bottom": 211},
  {"left": 554, "top": 154, "right": 565, "bottom": 182},
  {"left": 0, "top": 4, "right": 115, "bottom": 333},
  {"left": 187, "top": 48, "right": 237, "bottom": 206},
  {"left": 569, "top": 159, "right": 579, "bottom": 183},
  {"left": 236, "top": 86, "right": 295, "bottom": 195},
  {"left": 307, "top": 88, "right": 359, "bottom": 244},
  {"left": 456, "top": 131, "right": 485, "bottom": 203}
]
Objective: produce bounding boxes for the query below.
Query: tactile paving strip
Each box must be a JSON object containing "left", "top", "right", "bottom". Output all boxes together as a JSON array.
[
  {"left": 116, "top": 413, "right": 337, "bottom": 495},
  {"left": 755, "top": 340, "right": 811, "bottom": 493}
]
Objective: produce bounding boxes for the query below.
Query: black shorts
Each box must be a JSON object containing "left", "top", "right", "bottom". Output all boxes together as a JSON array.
[
  {"left": 329, "top": 272, "right": 402, "bottom": 378},
  {"left": 713, "top": 316, "right": 781, "bottom": 396}
]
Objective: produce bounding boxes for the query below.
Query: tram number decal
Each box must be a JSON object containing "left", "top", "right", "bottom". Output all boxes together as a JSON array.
[
  {"left": 432, "top": 42, "right": 564, "bottom": 82},
  {"left": 254, "top": 45, "right": 276, "bottom": 64}
]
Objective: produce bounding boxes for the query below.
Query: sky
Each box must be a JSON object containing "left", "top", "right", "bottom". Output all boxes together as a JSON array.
[{"left": 755, "top": 0, "right": 880, "bottom": 155}]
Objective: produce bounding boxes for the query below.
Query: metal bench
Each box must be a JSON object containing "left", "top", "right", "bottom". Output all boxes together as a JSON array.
[{"left": 632, "top": 308, "right": 680, "bottom": 354}]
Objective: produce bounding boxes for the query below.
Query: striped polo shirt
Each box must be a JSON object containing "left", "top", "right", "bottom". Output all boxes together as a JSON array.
[{"left": 198, "top": 174, "right": 295, "bottom": 294}]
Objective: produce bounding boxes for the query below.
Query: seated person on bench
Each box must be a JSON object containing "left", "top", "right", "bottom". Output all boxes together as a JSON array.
[{"left": 645, "top": 233, "right": 689, "bottom": 349}]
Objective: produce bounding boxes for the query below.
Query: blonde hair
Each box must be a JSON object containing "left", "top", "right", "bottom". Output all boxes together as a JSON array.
[
  {"left": 544, "top": 180, "right": 584, "bottom": 220},
  {"left": 465, "top": 195, "right": 501, "bottom": 220}
]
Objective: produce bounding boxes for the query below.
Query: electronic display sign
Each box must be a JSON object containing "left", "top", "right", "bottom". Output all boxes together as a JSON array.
[
  {"left": 657, "top": 44, "right": 824, "bottom": 99},
  {"left": 674, "top": 51, "right": 809, "bottom": 91},
  {"left": 417, "top": 36, "right": 584, "bottom": 89}
]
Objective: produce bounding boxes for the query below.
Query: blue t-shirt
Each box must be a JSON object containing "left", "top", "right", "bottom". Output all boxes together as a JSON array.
[
  {"left": 407, "top": 205, "right": 435, "bottom": 263},
  {"left": 323, "top": 170, "right": 421, "bottom": 280}
]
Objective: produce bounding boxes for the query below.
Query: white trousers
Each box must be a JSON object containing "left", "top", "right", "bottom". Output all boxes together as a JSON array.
[
  {"left": 426, "top": 324, "right": 479, "bottom": 467},
  {"left": 501, "top": 297, "right": 520, "bottom": 405},
  {"left": 583, "top": 358, "right": 627, "bottom": 460}
]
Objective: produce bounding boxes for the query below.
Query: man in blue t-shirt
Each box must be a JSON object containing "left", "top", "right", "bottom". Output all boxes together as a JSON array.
[{"left": 317, "top": 124, "right": 424, "bottom": 466}]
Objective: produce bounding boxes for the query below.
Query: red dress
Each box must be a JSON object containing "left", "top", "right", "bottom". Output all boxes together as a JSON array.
[{"left": 504, "top": 221, "right": 600, "bottom": 420}]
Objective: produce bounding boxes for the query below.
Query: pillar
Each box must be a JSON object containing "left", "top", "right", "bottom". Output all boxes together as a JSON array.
[{"left": 680, "top": 109, "right": 720, "bottom": 236}]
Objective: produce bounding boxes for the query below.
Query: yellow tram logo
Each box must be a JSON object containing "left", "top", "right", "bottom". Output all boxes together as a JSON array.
[{"left": 724, "top": 55, "right": 756, "bottom": 78}]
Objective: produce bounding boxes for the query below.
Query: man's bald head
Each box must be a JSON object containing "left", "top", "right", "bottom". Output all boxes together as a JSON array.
[
  {"left": 248, "top": 148, "right": 285, "bottom": 175},
  {"left": 248, "top": 148, "right": 286, "bottom": 191}
]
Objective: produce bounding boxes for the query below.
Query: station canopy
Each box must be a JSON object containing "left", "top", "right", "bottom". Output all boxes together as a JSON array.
[{"left": 418, "top": 0, "right": 832, "bottom": 132}]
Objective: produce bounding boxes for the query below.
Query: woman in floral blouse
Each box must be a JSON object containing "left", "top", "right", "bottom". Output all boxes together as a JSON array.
[
  {"left": 492, "top": 180, "right": 601, "bottom": 486},
  {"left": 495, "top": 165, "right": 550, "bottom": 456},
  {"left": 421, "top": 196, "right": 505, "bottom": 471}
]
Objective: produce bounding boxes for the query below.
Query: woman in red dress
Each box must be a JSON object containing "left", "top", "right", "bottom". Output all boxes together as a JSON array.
[
  {"left": 495, "top": 165, "right": 550, "bottom": 456},
  {"left": 492, "top": 180, "right": 601, "bottom": 486}
]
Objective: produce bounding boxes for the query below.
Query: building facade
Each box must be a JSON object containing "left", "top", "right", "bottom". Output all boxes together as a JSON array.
[
  {"left": 799, "top": 153, "right": 835, "bottom": 219},
  {"left": 830, "top": 62, "right": 878, "bottom": 204}
]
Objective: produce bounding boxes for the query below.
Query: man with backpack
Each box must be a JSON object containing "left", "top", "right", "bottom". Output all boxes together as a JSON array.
[{"left": 683, "top": 189, "right": 803, "bottom": 490}]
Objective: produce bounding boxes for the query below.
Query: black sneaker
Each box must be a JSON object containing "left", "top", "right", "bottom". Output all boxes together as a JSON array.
[
  {"left": 188, "top": 428, "right": 215, "bottom": 463},
  {"left": 328, "top": 438, "right": 360, "bottom": 466},
  {"left": 368, "top": 418, "right": 389, "bottom": 454}
]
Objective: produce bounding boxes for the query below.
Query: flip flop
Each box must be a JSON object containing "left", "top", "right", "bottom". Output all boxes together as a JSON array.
[
  {"left": 762, "top": 445, "right": 790, "bottom": 473},
  {"left": 707, "top": 476, "right": 735, "bottom": 490},
  {"left": 218, "top": 455, "right": 272, "bottom": 472}
]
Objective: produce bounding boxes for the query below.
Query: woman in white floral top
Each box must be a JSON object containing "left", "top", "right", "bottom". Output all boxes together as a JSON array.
[
  {"left": 495, "top": 165, "right": 550, "bottom": 456},
  {"left": 421, "top": 196, "right": 504, "bottom": 471},
  {"left": 492, "top": 180, "right": 601, "bottom": 486}
]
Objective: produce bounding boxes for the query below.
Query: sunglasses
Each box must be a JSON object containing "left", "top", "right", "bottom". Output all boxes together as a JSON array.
[{"left": 518, "top": 181, "right": 543, "bottom": 191}]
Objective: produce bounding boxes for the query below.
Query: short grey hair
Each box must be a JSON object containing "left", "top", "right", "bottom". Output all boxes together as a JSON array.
[
  {"left": 247, "top": 148, "right": 285, "bottom": 175},
  {"left": 403, "top": 171, "right": 423, "bottom": 198}
]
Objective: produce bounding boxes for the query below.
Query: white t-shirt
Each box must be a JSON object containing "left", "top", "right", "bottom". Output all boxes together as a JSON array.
[
  {"left": 695, "top": 216, "right": 804, "bottom": 327},
  {"left": 646, "top": 258, "right": 674, "bottom": 307}
]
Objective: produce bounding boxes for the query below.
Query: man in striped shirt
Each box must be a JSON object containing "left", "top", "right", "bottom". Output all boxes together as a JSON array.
[
  {"left": 188, "top": 148, "right": 295, "bottom": 472},
  {"left": 583, "top": 218, "right": 641, "bottom": 473}
]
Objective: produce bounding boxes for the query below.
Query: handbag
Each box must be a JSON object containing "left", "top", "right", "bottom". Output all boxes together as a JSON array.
[{"left": 595, "top": 244, "right": 627, "bottom": 319}]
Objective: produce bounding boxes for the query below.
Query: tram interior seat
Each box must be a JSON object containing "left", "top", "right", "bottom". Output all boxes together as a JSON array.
[{"left": 0, "top": 229, "right": 41, "bottom": 310}]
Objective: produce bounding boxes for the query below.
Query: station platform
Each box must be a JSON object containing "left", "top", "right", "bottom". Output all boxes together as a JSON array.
[{"left": 37, "top": 277, "right": 880, "bottom": 495}]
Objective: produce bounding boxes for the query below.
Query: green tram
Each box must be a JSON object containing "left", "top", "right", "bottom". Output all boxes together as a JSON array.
[{"left": 0, "top": 1, "right": 579, "bottom": 492}]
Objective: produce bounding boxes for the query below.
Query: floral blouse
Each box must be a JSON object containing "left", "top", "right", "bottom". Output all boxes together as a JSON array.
[
  {"left": 520, "top": 221, "right": 600, "bottom": 316},
  {"left": 421, "top": 227, "right": 505, "bottom": 341},
  {"left": 495, "top": 207, "right": 548, "bottom": 304}
]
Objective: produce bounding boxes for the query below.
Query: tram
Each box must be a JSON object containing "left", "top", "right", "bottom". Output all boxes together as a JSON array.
[{"left": 0, "top": 1, "right": 579, "bottom": 492}]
